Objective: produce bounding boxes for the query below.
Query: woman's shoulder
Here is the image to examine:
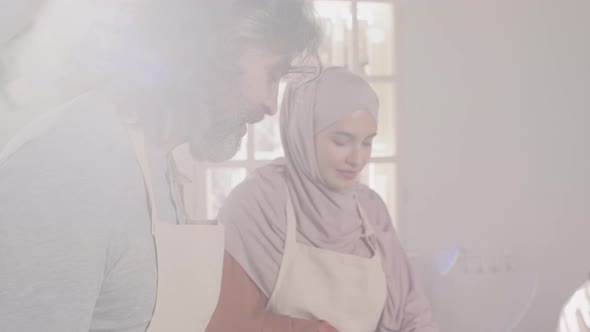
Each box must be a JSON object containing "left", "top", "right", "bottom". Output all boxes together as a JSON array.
[
  {"left": 356, "top": 184, "right": 387, "bottom": 210},
  {"left": 219, "top": 159, "right": 289, "bottom": 222},
  {"left": 232, "top": 159, "right": 288, "bottom": 198},
  {"left": 218, "top": 159, "right": 291, "bottom": 246},
  {"left": 356, "top": 183, "right": 392, "bottom": 229}
]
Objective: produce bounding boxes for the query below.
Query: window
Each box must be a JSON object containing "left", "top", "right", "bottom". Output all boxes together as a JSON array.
[{"left": 178, "top": 0, "right": 398, "bottom": 226}]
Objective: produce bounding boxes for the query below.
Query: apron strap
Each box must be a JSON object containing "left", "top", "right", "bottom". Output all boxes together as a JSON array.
[
  {"left": 356, "top": 201, "right": 379, "bottom": 254},
  {"left": 284, "top": 189, "right": 298, "bottom": 246},
  {"left": 126, "top": 126, "right": 158, "bottom": 234},
  {"left": 165, "top": 155, "right": 189, "bottom": 225},
  {"left": 127, "top": 126, "right": 199, "bottom": 228}
]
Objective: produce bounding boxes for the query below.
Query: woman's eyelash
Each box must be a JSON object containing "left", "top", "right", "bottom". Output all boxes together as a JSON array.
[{"left": 332, "top": 140, "right": 347, "bottom": 146}]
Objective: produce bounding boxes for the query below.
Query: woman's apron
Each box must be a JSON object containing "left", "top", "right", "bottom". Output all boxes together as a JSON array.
[
  {"left": 266, "top": 191, "right": 388, "bottom": 332},
  {"left": 127, "top": 128, "right": 225, "bottom": 332}
]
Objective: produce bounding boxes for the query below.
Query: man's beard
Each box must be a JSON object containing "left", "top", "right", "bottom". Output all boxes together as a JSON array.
[
  {"left": 189, "top": 125, "right": 243, "bottom": 162},
  {"left": 188, "top": 104, "right": 266, "bottom": 162}
]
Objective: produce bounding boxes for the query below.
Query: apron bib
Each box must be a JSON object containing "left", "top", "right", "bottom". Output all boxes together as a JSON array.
[
  {"left": 266, "top": 191, "right": 387, "bottom": 332},
  {"left": 127, "top": 128, "right": 224, "bottom": 332}
]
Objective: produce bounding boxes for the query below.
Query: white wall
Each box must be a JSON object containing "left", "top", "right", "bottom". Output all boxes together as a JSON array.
[{"left": 397, "top": 0, "right": 590, "bottom": 330}]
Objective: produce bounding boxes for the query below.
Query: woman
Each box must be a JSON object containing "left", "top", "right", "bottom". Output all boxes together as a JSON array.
[{"left": 206, "top": 67, "right": 437, "bottom": 332}]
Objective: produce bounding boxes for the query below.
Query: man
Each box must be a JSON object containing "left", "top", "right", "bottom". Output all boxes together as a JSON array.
[{"left": 0, "top": 1, "right": 321, "bottom": 331}]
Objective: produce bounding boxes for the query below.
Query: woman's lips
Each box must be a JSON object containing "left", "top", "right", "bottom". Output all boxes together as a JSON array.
[{"left": 337, "top": 170, "right": 358, "bottom": 180}]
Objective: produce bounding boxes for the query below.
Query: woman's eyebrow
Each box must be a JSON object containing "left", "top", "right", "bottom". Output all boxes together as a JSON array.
[
  {"left": 331, "top": 131, "right": 354, "bottom": 138},
  {"left": 332, "top": 132, "right": 377, "bottom": 139}
]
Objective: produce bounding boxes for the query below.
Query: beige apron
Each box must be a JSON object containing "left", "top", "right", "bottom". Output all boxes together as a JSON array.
[
  {"left": 127, "top": 128, "right": 224, "bottom": 332},
  {"left": 266, "top": 191, "right": 388, "bottom": 332}
]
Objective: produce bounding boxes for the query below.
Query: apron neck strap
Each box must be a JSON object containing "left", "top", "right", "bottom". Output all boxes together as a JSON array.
[
  {"left": 126, "top": 126, "right": 158, "bottom": 234},
  {"left": 356, "top": 200, "right": 379, "bottom": 254},
  {"left": 285, "top": 189, "right": 298, "bottom": 245}
]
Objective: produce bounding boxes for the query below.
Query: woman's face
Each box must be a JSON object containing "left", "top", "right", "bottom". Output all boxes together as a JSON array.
[{"left": 315, "top": 110, "right": 377, "bottom": 190}]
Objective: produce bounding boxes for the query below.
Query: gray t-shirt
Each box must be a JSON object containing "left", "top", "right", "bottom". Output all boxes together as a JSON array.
[{"left": 0, "top": 94, "right": 166, "bottom": 331}]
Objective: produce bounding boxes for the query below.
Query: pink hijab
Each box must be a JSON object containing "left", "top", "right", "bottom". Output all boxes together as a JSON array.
[
  {"left": 219, "top": 67, "right": 437, "bottom": 331},
  {"left": 279, "top": 66, "right": 379, "bottom": 249}
]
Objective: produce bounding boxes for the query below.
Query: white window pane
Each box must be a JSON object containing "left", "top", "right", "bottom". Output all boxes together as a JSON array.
[
  {"left": 206, "top": 168, "right": 247, "bottom": 219},
  {"left": 229, "top": 132, "right": 248, "bottom": 161},
  {"left": 313, "top": 1, "right": 354, "bottom": 69},
  {"left": 357, "top": 2, "right": 395, "bottom": 76},
  {"left": 254, "top": 115, "right": 283, "bottom": 160},
  {"left": 370, "top": 81, "right": 396, "bottom": 157},
  {"left": 360, "top": 162, "right": 397, "bottom": 228}
]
